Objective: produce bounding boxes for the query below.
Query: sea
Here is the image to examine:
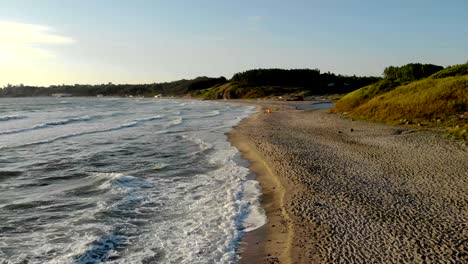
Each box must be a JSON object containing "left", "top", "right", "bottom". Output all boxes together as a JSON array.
[{"left": 0, "top": 97, "right": 266, "bottom": 264}]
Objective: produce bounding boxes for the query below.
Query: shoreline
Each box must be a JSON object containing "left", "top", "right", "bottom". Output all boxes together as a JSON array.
[
  {"left": 228, "top": 100, "right": 322, "bottom": 263},
  {"left": 229, "top": 99, "right": 326, "bottom": 264},
  {"left": 228, "top": 99, "right": 467, "bottom": 263},
  {"left": 229, "top": 108, "right": 293, "bottom": 264}
]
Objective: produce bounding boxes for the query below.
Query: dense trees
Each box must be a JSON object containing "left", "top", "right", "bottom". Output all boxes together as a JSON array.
[
  {"left": 232, "top": 69, "right": 321, "bottom": 87},
  {"left": 0, "top": 69, "right": 381, "bottom": 97},
  {"left": 7, "top": 63, "right": 454, "bottom": 98},
  {"left": 383, "top": 63, "right": 443, "bottom": 81},
  {"left": 319, "top": 72, "right": 381, "bottom": 94},
  {"left": 231, "top": 68, "right": 380, "bottom": 94}
]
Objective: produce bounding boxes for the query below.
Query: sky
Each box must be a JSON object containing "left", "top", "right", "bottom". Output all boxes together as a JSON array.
[{"left": 0, "top": 0, "right": 467, "bottom": 86}]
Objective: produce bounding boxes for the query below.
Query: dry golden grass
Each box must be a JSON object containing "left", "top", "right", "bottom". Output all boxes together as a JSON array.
[
  {"left": 331, "top": 79, "right": 401, "bottom": 113},
  {"left": 332, "top": 75, "right": 468, "bottom": 140},
  {"left": 354, "top": 76, "right": 467, "bottom": 121}
]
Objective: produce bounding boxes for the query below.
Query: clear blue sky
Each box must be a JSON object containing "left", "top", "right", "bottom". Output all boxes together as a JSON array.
[{"left": 0, "top": 0, "right": 467, "bottom": 85}]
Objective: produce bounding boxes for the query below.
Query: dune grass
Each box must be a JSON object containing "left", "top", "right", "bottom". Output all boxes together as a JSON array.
[
  {"left": 331, "top": 75, "right": 468, "bottom": 141},
  {"left": 333, "top": 63, "right": 468, "bottom": 113},
  {"left": 352, "top": 76, "right": 467, "bottom": 122},
  {"left": 331, "top": 79, "right": 402, "bottom": 112}
]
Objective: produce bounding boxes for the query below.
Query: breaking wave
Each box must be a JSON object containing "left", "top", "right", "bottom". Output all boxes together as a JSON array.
[
  {"left": 0, "top": 116, "right": 91, "bottom": 135},
  {"left": 0, "top": 115, "right": 28, "bottom": 122}
]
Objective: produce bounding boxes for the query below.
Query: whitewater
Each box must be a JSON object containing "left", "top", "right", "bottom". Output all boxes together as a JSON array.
[{"left": 0, "top": 97, "right": 266, "bottom": 264}]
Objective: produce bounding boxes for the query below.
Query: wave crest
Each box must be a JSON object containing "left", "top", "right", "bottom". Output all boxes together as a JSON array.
[
  {"left": 0, "top": 116, "right": 91, "bottom": 135},
  {"left": 0, "top": 115, "right": 28, "bottom": 122}
]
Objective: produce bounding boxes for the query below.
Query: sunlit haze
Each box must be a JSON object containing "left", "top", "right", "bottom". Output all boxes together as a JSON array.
[{"left": 0, "top": 0, "right": 467, "bottom": 86}]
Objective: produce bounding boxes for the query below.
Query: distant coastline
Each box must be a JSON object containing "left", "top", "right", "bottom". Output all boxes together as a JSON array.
[{"left": 0, "top": 68, "right": 380, "bottom": 99}]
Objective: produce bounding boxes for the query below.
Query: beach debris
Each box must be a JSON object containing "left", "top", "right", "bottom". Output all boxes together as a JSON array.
[
  {"left": 338, "top": 131, "right": 342, "bottom": 133},
  {"left": 265, "top": 109, "right": 273, "bottom": 113},
  {"left": 350, "top": 128, "right": 354, "bottom": 132}
]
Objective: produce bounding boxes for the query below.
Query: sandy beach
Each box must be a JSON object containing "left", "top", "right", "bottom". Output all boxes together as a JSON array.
[{"left": 230, "top": 100, "right": 467, "bottom": 263}]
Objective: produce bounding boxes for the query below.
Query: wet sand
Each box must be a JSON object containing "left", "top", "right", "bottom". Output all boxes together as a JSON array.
[{"left": 229, "top": 100, "right": 468, "bottom": 263}]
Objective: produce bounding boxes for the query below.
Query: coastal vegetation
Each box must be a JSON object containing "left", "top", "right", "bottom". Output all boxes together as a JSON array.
[
  {"left": 2, "top": 63, "right": 466, "bottom": 140},
  {"left": 193, "top": 69, "right": 380, "bottom": 99},
  {"left": 429, "top": 63, "right": 468, "bottom": 79},
  {"left": 0, "top": 69, "right": 380, "bottom": 99},
  {"left": 383, "top": 63, "right": 443, "bottom": 81},
  {"left": 332, "top": 63, "right": 468, "bottom": 140},
  {"left": 0, "top": 77, "right": 228, "bottom": 97}
]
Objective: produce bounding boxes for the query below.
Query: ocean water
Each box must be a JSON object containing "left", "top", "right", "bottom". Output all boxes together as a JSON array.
[{"left": 0, "top": 97, "right": 266, "bottom": 264}]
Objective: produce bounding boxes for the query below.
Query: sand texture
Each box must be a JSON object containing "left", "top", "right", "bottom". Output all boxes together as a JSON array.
[{"left": 231, "top": 102, "right": 467, "bottom": 263}]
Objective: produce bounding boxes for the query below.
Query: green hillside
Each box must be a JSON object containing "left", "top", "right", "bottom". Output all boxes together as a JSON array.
[
  {"left": 0, "top": 68, "right": 380, "bottom": 98},
  {"left": 193, "top": 69, "right": 380, "bottom": 99},
  {"left": 332, "top": 63, "right": 468, "bottom": 140},
  {"left": 193, "top": 82, "right": 309, "bottom": 99},
  {"left": 330, "top": 79, "right": 402, "bottom": 112}
]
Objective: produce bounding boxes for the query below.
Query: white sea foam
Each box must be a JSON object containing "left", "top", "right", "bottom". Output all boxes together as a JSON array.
[
  {"left": 95, "top": 172, "right": 126, "bottom": 190},
  {"left": 204, "top": 110, "right": 221, "bottom": 117},
  {"left": 134, "top": 115, "right": 162, "bottom": 122},
  {"left": 0, "top": 115, "right": 28, "bottom": 121},
  {"left": 242, "top": 180, "right": 268, "bottom": 232},
  {"left": 182, "top": 135, "right": 213, "bottom": 151},
  {"left": 0, "top": 98, "right": 263, "bottom": 264},
  {"left": 0, "top": 115, "right": 164, "bottom": 149},
  {"left": 96, "top": 172, "right": 153, "bottom": 191},
  {"left": 0, "top": 113, "right": 159, "bottom": 137},
  {"left": 0, "top": 115, "right": 91, "bottom": 135},
  {"left": 42, "top": 232, "right": 111, "bottom": 264},
  {"left": 153, "top": 163, "right": 168, "bottom": 170},
  {"left": 166, "top": 117, "right": 183, "bottom": 126}
]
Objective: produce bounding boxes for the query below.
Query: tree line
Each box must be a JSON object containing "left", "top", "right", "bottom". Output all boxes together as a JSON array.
[
  {"left": 383, "top": 63, "right": 444, "bottom": 82},
  {"left": 0, "top": 77, "right": 227, "bottom": 97},
  {"left": 231, "top": 68, "right": 381, "bottom": 94},
  {"left": 4, "top": 63, "right": 452, "bottom": 98}
]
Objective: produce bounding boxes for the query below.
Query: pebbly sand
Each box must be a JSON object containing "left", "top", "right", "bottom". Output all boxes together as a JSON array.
[{"left": 228, "top": 100, "right": 468, "bottom": 263}]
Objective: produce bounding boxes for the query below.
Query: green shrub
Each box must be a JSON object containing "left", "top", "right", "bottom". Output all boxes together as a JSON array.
[{"left": 430, "top": 64, "right": 468, "bottom": 79}]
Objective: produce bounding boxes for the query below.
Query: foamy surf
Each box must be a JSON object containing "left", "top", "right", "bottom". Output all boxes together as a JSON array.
[
  {"left": 0, "top": 97, "right": 263, "bottom": 264},
  {"left": 0, "top": 114, "right": 166, "bottom": 150},
  {"left": 242, "top": 180, "right": 268, "bottom": 232}
]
